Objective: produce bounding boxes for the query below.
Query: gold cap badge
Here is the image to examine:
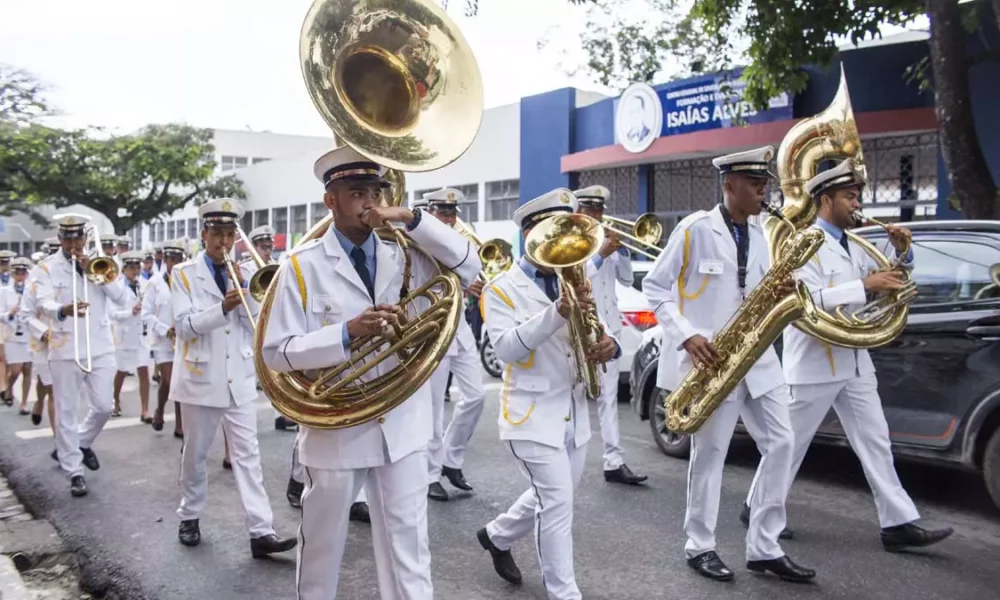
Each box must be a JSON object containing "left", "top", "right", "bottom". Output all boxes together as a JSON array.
[{"left": 221, "top": 200, "right": 232, "bottom": 211}]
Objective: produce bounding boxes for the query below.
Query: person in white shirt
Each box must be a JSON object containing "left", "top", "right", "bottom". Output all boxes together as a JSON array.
[
  {"left": 642, "top": 147, "right": 815, "bottom": 583},
  {"left": 35, "top": 214, "right": 127, "bottom": 498},
  {"left": 741, "top": 158, "right": 954, "bottom": 552},
  {"left": 110, "top": 251, "right": 151, "bottom": 420},
  {"left": 420, "top": 187, "right": 488, "bottom": 502},
  {"left": 575, "top": 185, "right": 648, "bottom": 486},
  {"left": 477, "top": 189, "right": 620, "bottom": 599},
  {"left": 170, "top": 199, "right": 296, "bottom": 558},
  {"left": 143, "top": 241, "right": 185, "bottom": 436},
  {"left": 1, "top": 258, "right": 34, "bottom": 414},
  {"left": 261, "top": 146, "right": 481, "bottom": 600},
  {"left": 0, "top": 249, "right": 14, "bottom": 408},
  {"left": 25, "top": 257, "right": 55, "bottom": 432}
]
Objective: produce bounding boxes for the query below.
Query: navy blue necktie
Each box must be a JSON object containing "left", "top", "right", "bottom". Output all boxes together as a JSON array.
[
  {"left": 839, "top": 233, "right": 851, "bottom": 256},
  {"left": 212, "top": 264, "right": 227, "bottom": 295},
  {"left": 350, "top": 247, "right": 375, "bottom": 301},
  {"left": 540, "top": 273, "right": 559, "bottom": 301}
]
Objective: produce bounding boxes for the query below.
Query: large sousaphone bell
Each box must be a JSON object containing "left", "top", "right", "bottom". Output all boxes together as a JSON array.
[{"left": 253, "top": 0, "right": 484, "bottom": 429}]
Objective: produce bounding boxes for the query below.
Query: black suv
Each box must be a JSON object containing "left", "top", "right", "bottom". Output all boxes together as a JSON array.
[{"left": 629, "top": 220, "right": 1000, "bottom": 510}]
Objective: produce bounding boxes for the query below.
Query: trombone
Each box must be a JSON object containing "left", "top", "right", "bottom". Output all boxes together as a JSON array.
[
  {"left": 63, "top": 221, "right": 120, "bottom": 373},
  {"left": 220, "top": 224, "right": 282, "bottom": 332},
  {"left": 452, "top": 218, "right": 514, "bottom": 282},
  {"left": 601, "top": 213, "right": 663, "bottom": 259}
]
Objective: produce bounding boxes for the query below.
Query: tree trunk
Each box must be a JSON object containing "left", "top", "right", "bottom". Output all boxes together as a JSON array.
[
  {"left": 994, "top": 0, "right": 1000, "bottom": 36},
  {"left": 927, "top": 0, "right": 999, "bottom": 219}
]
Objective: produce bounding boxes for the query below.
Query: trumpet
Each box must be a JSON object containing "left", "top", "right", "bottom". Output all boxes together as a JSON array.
[
  {"left": 452, "top": 218, "right": 514, "bottom": 282},
  {"left": 60, "top": 219, "right": 120, "bottom": 374},
  {"left": 602, "top": 213, "right": 663, "bottom": 259},
  {"left": 524, "top": 211, "right": 606, "bottom": 400},
  {"left": 848, "top": 210, "right": 919, "bottom": 323}
]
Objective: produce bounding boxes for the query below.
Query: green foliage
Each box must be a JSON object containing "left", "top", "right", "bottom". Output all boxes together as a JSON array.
[
  {"left": 1, "top": 122, "right": 245, "bottom": 234},
  {"left": 0, "top": 65, "right": 51, "bottom": 127}
]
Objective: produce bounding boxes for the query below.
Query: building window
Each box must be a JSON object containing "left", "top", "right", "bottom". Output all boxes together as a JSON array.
[
  {"left": 452, "top": 183, "right": 479, "bottom": 222},
  {"left": 167, "top": 221, "right": 175, "bottom": 239},
  {"left": 252, "top": 157, "right": 271, "bottom": 165},
  {"left": 187, "top": 218, "right": 198, "bottom": 239},
  {"left": 291, "top": 205, "right": 308, "bottom": 235},
  {"left": 310, "top": 202, "right": 327, "bottom": 226},
  {"left": 241, "top": 212, "right": 253, "bottom": 234},
  {"left": 254, "top": 210, "right": 269, "bottom": 228},
  {"left": 273, "top": 207, "right": 288, "bottom": 235},
  {"left": 221, "top": 155, "right": 249, "bottom": 172},
  {"left": 486, "top": 179, "right": 519, "bottom": 221},
  {"left": 413, "top": 189, "right": 436, "bottom": 207},
  {"left": 34, "top": 241, "right": 45, "bottom": 253}
]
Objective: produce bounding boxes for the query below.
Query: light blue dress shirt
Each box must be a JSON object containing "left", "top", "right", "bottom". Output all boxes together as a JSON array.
[{"left": 335, "top": 228, "right": 377, "bottom": 347}]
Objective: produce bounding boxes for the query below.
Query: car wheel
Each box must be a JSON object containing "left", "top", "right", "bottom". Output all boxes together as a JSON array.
[
  {"left": 480, "top": 334, "right": 503, "bottom": 378},
  {"left": 982, "top": 426, "right": 1000, "bottom": 513},
  {"left": 647, "top": 387, "right": 690, "bottom": 458}
]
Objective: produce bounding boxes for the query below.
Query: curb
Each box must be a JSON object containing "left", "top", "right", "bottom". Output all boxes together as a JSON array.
[{"left": 0, "top": 554, "right": 31, "bottom": 600}]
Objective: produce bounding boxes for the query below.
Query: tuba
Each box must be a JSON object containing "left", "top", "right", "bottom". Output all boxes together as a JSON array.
[
  {"left": 765, "top": 65, "right": 913, "bottom": 349},
  {"left": 253, "top": 0, "right": 483, "bottom": 429},
  {"left": 524, "top": 209, "right": 606, "bottom": 400}
]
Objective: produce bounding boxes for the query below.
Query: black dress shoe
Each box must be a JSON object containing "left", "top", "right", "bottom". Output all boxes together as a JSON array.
[
  {"left": 427, "top": 482, "right": 449, "bottom": 501},
  {"left": 80, "top": 447, "right": 100, "bottom": 471},
  {"left": 178, "top": 519, "right": 201, "bottom": 547},
  {"left": 746, "top": 555, "right": 816, "bottom": 583},
  {"left": 740, "top": 502, "right": 794, "bottom": 539},
  {"left": 477, "top": 527, "right": 522, "bottom": 584},
  {"left": 881, "top": 522, "right": 954, "bottom": 552},
  {"left": 250, "top": 534, "right": 297, "bottom": 558},
  {"left": 31, "top": 412, "right": 42, "bottom": 426},
  {"left": 286, "top": 478, "right": 304, "bottom": 509},
  {"left": 442, "top": 466, "right": 473, "bottom": 491},
  {"left": 222, "top": 459, "right": 232, "bottom": 470},
  {"left": 51, "top": 449, "right": 58, "bottom": 461},
  {"left": 349, "top": 502, "right": 370, "bottom": 523},
  {"left": 174, "top": 431, "right": 184, "bottom": 440},
  {"left": 687, "top": 551, "right": 734, "bottom": 581},
  {"left": 604, "top": 464, "right": 648, "bottom": 485},
  {"left": 274, "top": 416, "right": 298, "bottom": 431},
  {"left": 70, "top": 475, "right": 87, "bottom": 497}
]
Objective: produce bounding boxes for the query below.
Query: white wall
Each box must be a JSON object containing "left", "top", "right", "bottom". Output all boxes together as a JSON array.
[{"left": 210, "top": 129, "right": 333, "bottom": 165}]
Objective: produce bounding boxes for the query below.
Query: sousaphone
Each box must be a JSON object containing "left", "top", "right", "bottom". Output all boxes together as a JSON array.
[{"left": 253, "top": 0, "right": 484, "bottom": 429}]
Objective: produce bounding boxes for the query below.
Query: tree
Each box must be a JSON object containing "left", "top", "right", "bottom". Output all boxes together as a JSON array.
[{"left": 0, "top": 67, "right": 245, "bottom": 234}]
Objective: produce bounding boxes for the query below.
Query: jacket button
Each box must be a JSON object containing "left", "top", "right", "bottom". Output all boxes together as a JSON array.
[
  {"left": 225, "top": 328, "right": 230, "bottom": 335},
  {"left": 325, "top": 305, "right": 331, "bottom": 311},
  {"left": 564, "top": 415, "right": 571, "bottom": 422},
  {"left": 377, "top": 417, "right": 385, "bottom": 424},
  {"left": 227, "top": 378, "right": 233, "bottom": 384}
]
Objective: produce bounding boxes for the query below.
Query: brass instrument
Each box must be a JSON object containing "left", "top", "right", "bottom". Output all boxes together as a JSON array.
[
  {"left": 524, "top": 211, "right": 606, "bottom": 400},
  {"left": 764, "top": 65, "right": 911, "bottom": 350},
  {"left": 56, "top": 217, "right": 120, "bottom": 374},
  {"left": 452, "top": 218, "right": 513, "bottom": 282},
  {"left": 222, "top": 251, "right": 257, "bottom": 332},
  {"left": 235, "top": 225, "right": 280, "bottom": 303},
  {"left": 848, "top": 210, "right": 918, "bottom": 322},
  {"left": 602, "top": 213, "right": 663, "bottom": 259},
  {"left": 252, "top": 0, "right": 483, "bottom": 429}
]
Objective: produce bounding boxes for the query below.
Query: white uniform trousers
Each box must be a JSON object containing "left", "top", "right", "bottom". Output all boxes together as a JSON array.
[
  {"left": 747, "top": 373, "right": 920, "bottom": 528},
  {"left": 595, "top": 357, "right": 625, "bottom": 470},
  {"left": 50, "top": 354, "right": 115, "bottom": 478},
  {"left": 485, "top": 424, "right": 587, "bottom": 600},
  {"left": 685, "top": 381, "right": 793, "bottom": 562},
  {"left": 177, "top": 398, "right": 275, "bottom": 538},
  {"left": 297, "top": 450, "right": 431, "bottom": 600},
  {"left": 289, "top": 437, "right": 366, "bottom": 503},
  {"left": 427, "top": 352, "right": 486, "bottom": 481}
]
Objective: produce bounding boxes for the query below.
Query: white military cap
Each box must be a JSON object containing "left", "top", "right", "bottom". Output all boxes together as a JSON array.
[
  {"left": 423, "top": 188, "right": 463, "bottom": 212},
  {"left": 44, "top": 236, "right": 60, "bottom": 247},
  {"left": 198, "top": 198, "right": 245, "bottom": 226},
  {"left": 573, "top": 185, "right": 610, "bottom": 208},
  {"left": 0, "top": 250, "right": 16, "bottom": 262},
  {"left": 161, "top": 239, "right": 186, "bottom": 257},
  {"left": 313, "top": 145, "right": 390, "bottom": 188},
  {"left": 119, "top": 250, "right": 143, "bottom": 266},
  {"left": 512, "top": 188, "right": 578, "bottom": 231},
  {"left": 52, "top": 212, "right": 91, "bottom": 239},
  {"left": 142, "top": 248, "right": 155, "bottom": 260},
  {"left": 30, "top": 251, "right": 45, "bottom": 263},
  {"left": 248, "top": 225, "right": 275, "bottom": 242},
  {"left": 805, "top": 158, "right": 867, "bottom": 198},
  {"left": 11, "top": 257, "right": 31, "bottom": 270},
  {"left": 712, "top": 146, "right": 776, "bottom": 179},
  {"left": 411, "top": 196, "right": 429, "bottom": 210},
  {"left": 116, "top": 235, "right": 130, "bottom": 246}
]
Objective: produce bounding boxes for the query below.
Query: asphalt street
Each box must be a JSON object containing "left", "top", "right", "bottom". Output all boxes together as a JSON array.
[{"left": 0, "top": 373, "right": 999, "bottom": 600}]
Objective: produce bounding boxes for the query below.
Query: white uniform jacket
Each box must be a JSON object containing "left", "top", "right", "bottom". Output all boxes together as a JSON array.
[
  {"left": 781, "top": 226, "right": 912, "bottom": 385},
  {"left": 34, "top": 252, "right": 127, "bottom": 362},
  {"left": 110, "top": 280, "right": 146, "bottom": 352},
  {"left": 142, "top": 273, "right": 174, "bottom": 353},
  {"left": 483, "top": 265, "right": 617, "bottom": 450},
  {"left": 169, "top": 253, "right": 259, "bottom": 408},
  {"left": 643, "top": 205, "right": 783, "bottom": 398},
  {"left": 24, "top": 270, "right": 50, "bottom": 356},
  {"left": 0, "top": 284, "right": 29, "bottom": 343},
  {"left": 261, "top": 213, "right": 481, "bottom": 470},
  {"left": 586, "top": 248, "right": 633, "bottom": 336}
]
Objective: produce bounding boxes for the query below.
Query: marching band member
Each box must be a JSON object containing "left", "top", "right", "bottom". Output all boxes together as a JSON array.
[
  {"left": 261, "top": 146, "right": 481, "bottom": 599},
  {"left": 0, "top": 250, "right": 15, "bottom": 286},
  {"left": 170, "top": 200, "right": 296, "bottom": 557},
  {"left": 477, "top": 189, "right": 620, "bottom": 599},
  {"left": 422, "top": 188, "right": 487, "bottom": 502},
  {"left": 25, "top": 260, "right": 55, "bottom": 431},
  {"left": 742, "top": 158, "right": 953, "bottom": 552},
  {"left": 143, "top": 241, "right": 185, "bottom": 436},
  {"left": 110, "top": 251, "right": 150, "bottom": 421},
  {"left": 36, "top": 214, "right": 127, "bottom": 498},
  {"left": 642, "top": 147, "right": 815, "bottom": 583},
  {"left": 575, "top": 185, "right": 648, "bottom": 486},
  {"left": 1, "top": 258, "right": 34, "bottom": 414},
  {"left": 140, "top": 250, "right": 155, "bottom": 282},
  {"left": 152, "top": 246, "right": 167, "bottom": 277},
  {"left": 0, "top": 250, "right": 13, "bottom": 407},
  {"left": 44, "top": 237, "right": 60, "bottom": 256}
]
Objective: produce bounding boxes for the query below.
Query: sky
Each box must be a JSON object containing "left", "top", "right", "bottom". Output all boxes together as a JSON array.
[{"left": 1, "top": 0, "right": 596, "bottom": 136}]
